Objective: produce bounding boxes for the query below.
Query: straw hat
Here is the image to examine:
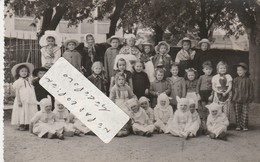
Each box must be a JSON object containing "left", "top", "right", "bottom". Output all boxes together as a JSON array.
[
  {"left": 11, "top": 62, "right": 34, "bottom": 78},
  {"left": 138, "top": 41, "right": 154, "bottom": 50},
  {"left": 63, "top": 39, "right": 80, "bottom": 48},
  {"left": 155, "top": 41, "right": 170, "bottom": 54},
  {"left": 106, "top": 35, "right": 124, "bottom": 45},
  {"left": 198, "top": 38, "right": 210, "bottom": 47},
  {"left": 39, "top": 30, "right": 62, "bottom": 47},
  {"left": 32, "top": 67, "right": 48, "bottom": 77}
]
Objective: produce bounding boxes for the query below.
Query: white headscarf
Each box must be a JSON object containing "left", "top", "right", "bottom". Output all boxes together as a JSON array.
[
  {"left": 206, "top": 103, "right": 223, "bottom": 118},
  {"left": 156, "top": 93, "right": 170, "bottom": 111},
  {"left": 39, "top": 95, "right": 52, "bottom": 112},
  {"left": 176, "top": 96, "right": 189, "bottom": 112}
]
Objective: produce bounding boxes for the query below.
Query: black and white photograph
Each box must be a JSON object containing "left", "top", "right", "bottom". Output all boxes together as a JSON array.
[{"left": 2, "top": 0, "right": 260, "bottom": 161}]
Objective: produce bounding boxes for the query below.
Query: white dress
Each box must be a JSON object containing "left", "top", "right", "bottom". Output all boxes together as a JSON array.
[
  {"left": 11, "top": 77, "right": 38, "bottom": 125},
  {"left": 131, "top": 108, "right": 155, "bottom": 134},
  {"left": 31, "top": 111, "right": 64, "bottom": 137},
  {"left": 144, "top": 59, "right": 156, "bottom": 83},
  {"left": 154, "top": 105, "right": 173, "bottom": 132}
]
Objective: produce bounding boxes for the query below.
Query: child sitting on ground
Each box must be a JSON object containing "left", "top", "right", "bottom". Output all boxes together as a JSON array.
[
  {"left": 154, "top": 94, "right": 173, "bottom": 133},
  {"left": 186, "top": 99, "right": 201, "bottom": 138},
  {"left": 167, "top": 97, "right": 192, "bottom": 139},
  {"left": 139, "top": 96, "right": 154, "bottom": 124},
  {"left": 128, "top": 98, "right": 155, "bottom": 137},
  {"left": 206, "top": 103, "right": 229, "bottom": 141},
  {"left": 29, "top": 96, "right": 65, "bottom": 140}
]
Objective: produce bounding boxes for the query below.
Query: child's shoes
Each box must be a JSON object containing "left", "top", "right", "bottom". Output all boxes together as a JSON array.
[
  {"left": 18, "top": 125, "right": 26, "bottom": 131},
  {"left": 235, "top": 127, "right": 241, "bottom": 131},
  {"left": 145, "top": 132, "right": 152, "bottom": 137},
  {"left": 243, "top": 128, "right": 249, "bottom": 131},
  {"left": 64, "top": 131, "right": 74, "bottom": 137},
  {"left": 47, "top": 133, "right": 54, "bottom": 139},
  {"left": 56, "top": 132, "right": 65, "bottom": 140},
  {"left": 209, "top": 133, "right": 216, "bottom": 139},
  {"left": 218, "top": 132, "right": 227, "bottom": 141}
]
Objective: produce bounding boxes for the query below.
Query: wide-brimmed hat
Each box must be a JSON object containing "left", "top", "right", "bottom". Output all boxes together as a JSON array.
[
  {"left": 181, "top": 37, "right": 192, "bottom": 44},
  {"left": 39, "top": 30, "right": 62, "bottom": 47},
  {"left": 63, "top": 39, "right": 80, "bottom": 48},
  {"left": 106, "top": 35, "right": 124, "bottom": 45},
  {"left": 138, "top": 41, "right": 154, "bottom": 50},
  {"left": 11, "top": 62, "right": 34, "bottom": 78},
  {"left": 155, "top": 41, "right": 170, "bottom": 54},
  {"left": 198, "top": 38, "right": 211, "bottom": 47},
  {"left": 234, "top": 62, "right": 248, "bottom": 70},
  {"left": 32, "top": 67, "right": 48, "bottom": 77}
]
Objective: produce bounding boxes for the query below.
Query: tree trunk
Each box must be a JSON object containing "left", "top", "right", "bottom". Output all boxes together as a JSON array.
[
  {"left": 107, "top": 0, "right": 128, "bottom": 38},
  {"left": 198, "top": 0, "right": 208, "bottom": 39},
  {"left": 154, "top": 25, "right": 164, "bottom": 45},
  {"left": 247, "top": 4, "right": 260, "bottom": 103},
  {"left": 37, "top": 7, "right": 53, "bottom": 39},
  {"left": 48, "top": 6, "right": 67, "bottom": 30}
]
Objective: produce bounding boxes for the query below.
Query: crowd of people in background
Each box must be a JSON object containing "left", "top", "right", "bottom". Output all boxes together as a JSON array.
[{"left": 10, "top": 30, "right": 254, "bottom": 141}]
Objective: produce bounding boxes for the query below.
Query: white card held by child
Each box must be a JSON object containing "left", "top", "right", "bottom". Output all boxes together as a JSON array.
[{"left": 39, "top": 57, "right": 129, "bottom": 143}]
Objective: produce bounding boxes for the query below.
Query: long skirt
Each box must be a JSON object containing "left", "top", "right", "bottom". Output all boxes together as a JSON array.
[{"left": 144, "top": 61, "right": 155, "bottom": 83}]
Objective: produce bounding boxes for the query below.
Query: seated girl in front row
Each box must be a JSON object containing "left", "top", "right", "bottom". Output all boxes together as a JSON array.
[
  {"left": 206, "top": 103, "right": 229, "bottom": 141},
  {"left": 154, "top": 93, "right": 173, "bottom": 133},
  {"left": 127, "top": 98, "right": 155, "bottom": 137},
  {"left": 30, "top": 96, "right": 65, "bottom": 140}
]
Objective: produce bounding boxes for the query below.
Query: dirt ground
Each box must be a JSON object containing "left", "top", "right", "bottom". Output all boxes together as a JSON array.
[{"left": 3, "top": 104, "right": 260, "bottom": 162}]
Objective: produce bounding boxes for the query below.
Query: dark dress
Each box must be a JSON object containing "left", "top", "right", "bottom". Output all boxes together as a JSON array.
[
  {"left": 32, "top": 78, "right": 55, "bottom": 111},
  {"left": 88, "top": 74, "right": 108, "bottom": 94},
  {"left": 132, "top": 71, "right": 150, "bottom": 99},
  {"left": 193, "top": 50, "right": 212, "bottom": 76},
  {"left": 80, "top": 44, "right": 106, "bottom": 77}
]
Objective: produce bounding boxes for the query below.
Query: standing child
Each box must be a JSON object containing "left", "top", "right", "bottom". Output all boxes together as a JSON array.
[
  {"left": 104, "top": 35, "right": 123, "bottom": 81},
  {"left": 154, "top": 94, "right": 174, "bottom": 133},
  {"left": 29, "top": 96, "right": 65, "bottom": 139},
  {"left": 110, "top": 58, "right": 133, "bottom": 90},
  {"left": 152, "top": 41, "right": 172, "bottom": 77},
  {"left": 109, "top": 72, "right": 136, "bottom": 108},
  {"left": 32, "top": 67, "right": 54, "bottom": 111},
  {"left": 150, "top": 68, "right": 171, "bottom": 108},
  {"left": 206, "top": 103, "right": 229, "bottom": 141},
  {"left": 139, "top": 96, "right": 154, "bottom": 124},
  {"left": 39, "top": 31, "right": 62, "bottom": 69},
  {"left": 139, "top": 42, "right": 156, "bottom": 82},
  {"left": 118, "top": 34, "right": 141, "bottom": 63},
  {"left": 232, "top": 63, "right": 254, "bottom": 131},
  {"left": 167, "top": 97, "right": 192, "bottom": 139},
  {"left": 212, "top": 61, "right": 232, "bottom": 120},
  {"left": 193, "top": 38, "right": 211, "bottom": 76},
  {"left": 167, "top": 63, "right": 186, "bottom": 111},
  {"left": 62, "top": 39, "right": 82, "bottom": 71},
  {"left": 185, "top": 68, "right": 199, "bottom": 109},
  {"left": 88, "top": 61, "right": 108, "bottom": 94},
  {"left": 175, "top": 37, "right": 196, "bottom": 77},
  {"left": 196, "top": 61, "right": 213, "bottom": 122},
  {"left": 11, "top": 63, "right": 38, "bottom": 131},
  {"left": 132, "top": 61, "right": 150, "bottom": 99},
  {"left": 128, "top": 98, "right": 155, "bottom": 137}
]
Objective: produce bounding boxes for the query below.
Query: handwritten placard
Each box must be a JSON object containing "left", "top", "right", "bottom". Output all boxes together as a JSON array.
[{"left": 39, "top": 58, "right": 129, "bottom": 143}]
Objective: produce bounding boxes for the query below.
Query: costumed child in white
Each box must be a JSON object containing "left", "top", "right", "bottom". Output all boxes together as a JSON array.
[
  {"left": 29, "top": 96, "right": 65, "bottom": 140},
  {"left": 206, "top": 103, "right": 229, "bottom": 141},
  {"left": 68, "top": 113, "right": 91, "bottom": 135},
  {"left": 185, "top": 99, "right": 201, "bottom": 137},
  {"left": 154, "top": 93, "right": 174, "bottom": 133},
  {"left": 139, "top": 96, "right": 154, "bottom": 124},
  {"left": 128, "top": 98, "right": 155, "bottom": 137},
  {"left": 53, "top": 100, "right": 81, "bottom": 137},
  {"left": 167, "top": 97, "right": 193, "bottom": 139}
]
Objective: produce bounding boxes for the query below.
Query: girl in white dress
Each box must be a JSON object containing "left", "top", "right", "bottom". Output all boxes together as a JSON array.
[
  {"left": 29, "top": 96, "right": 65, "bottom": 139},
  {"left": 11, "top": 63, "right": 38, "bottom": 131},
  {"left": 185, "top": 99, "right": 201, "bottom": 137}
]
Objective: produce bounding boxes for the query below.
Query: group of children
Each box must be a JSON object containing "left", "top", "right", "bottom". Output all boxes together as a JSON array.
[{"left": 10, "top": 30, "right": 254, "bottom": 140}]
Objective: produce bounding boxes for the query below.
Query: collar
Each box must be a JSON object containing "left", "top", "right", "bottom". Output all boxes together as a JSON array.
[{"left": 155, "top": 79, "right": 165, "bottom": 83}]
